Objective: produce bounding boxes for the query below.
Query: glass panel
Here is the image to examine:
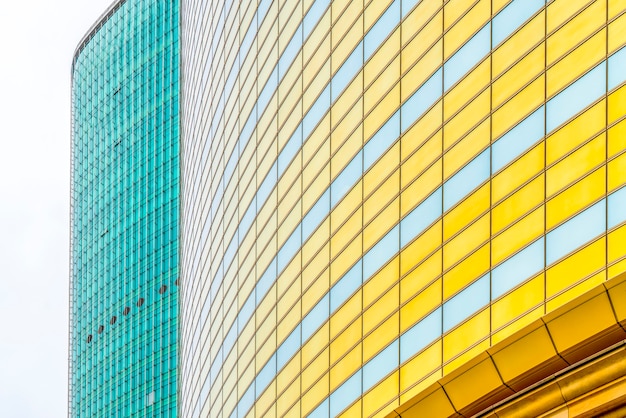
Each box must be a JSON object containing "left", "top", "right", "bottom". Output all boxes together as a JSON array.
[
  {"left": 609, "top": 46, "right": 626, "bottom": 90},
  {"left": 443, "top": 273, "right": 489, "bottom": 332},
  {"left": 330, "top": 261, "right": 363, "bottom": 312},
  {"left": 609, "top": 186, "right": 626, "bottom": 228},
  {"left": 492, "top": 106, "right": 545, "bottom": 173},
  {"left": 443, "top": 148, "right": 490, "bottom": 211},
  {"left": 363, "top": 340, "right": 399, "bottom": 392},
  {"left": 332, "top": 42, "right": 364, "bottom": 101},
  {"left": 302, "top": 294, "right": 330, "bottom": 342},
  {"left": 400, "top": 307, "right": 442, "bottom": 363},
  {"left": 364, "top": 224, "right": 400, "bottom": 278},
  {"left": 331, "top": 150, "right": 363, "bottom": 207},
  {"left": 546, "top": 200, "right": 606, "bottom": 265},
  {"left": 364, "top": 0, "right": 400, "bottom": 60},
  {"left": 492, "top": 238, "right": 544, "bottom": 299},
  {"left": 444, "top": 23, "right": 490, "bottom": 90},
  {"left": 364, "top": 110, "right": 400, "bottom": 169},
  {"left": 330, "top": 370, "right": 362, "bottom": 416},
  {"left": 400, "top": 187, "right": 442, "bottom": 247},
  {"left": 493, "top": 0, "right": 545, "bottom": 46},
  {"left": 277, "top": 324, "right": 301, "bottom": 370},
  {"left": 401, "top": 68, "right": 442, "bottom": 133},
  {"left": 303, "top": 189, "right": 330, "bottom": 239}
]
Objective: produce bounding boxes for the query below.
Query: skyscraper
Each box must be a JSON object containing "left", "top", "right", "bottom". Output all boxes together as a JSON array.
[
  {"left": 178, "top": 0, "right": 626, "bottom": 417},
  {"left": 69, "top": 1, "right": 179, "bottom": 416}
]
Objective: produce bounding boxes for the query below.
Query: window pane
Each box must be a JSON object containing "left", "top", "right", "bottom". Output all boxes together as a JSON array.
[
  {"left": 609, "top": 46, "right": 626, "bottom": 90},
  {"left": 400, "top": 307, "right": 441, "bottom": 363},
  {"left": 364, "top": 110, "right": 400, "bottom": 169},
  {"left": 364, "top": 224, "right": 399, "bottom": 278},
  {"left": 492, "top": 106, "right": 544, "bottom": 173},
  {"left": 400, "top": 187, "right": 442, "bottom": 247},
  {"left": 443, "top": 273, "right": 489, "bottom": 332},
  {"left": 363, "top": 340, "right": 399, "bottom": 392},
  {"left": 330, "top": 261, "right": 362, "bottom": 312},
  {"left": 330, "top": 370, "right": 362, "bottom": 416},
  {"left": 444, "top": 23, "right": 490, "bottom": 90},
  {"left": 444, "top": 148, "right": 490, "bottom": 211},
  {"left": 609, "top": 186, "right": 626, "bottom": 228},
  {"left": 493, "top": 0, "right": 544, "bottom": 46},
  {"left": 492, "top": 238, "right": 544, "bottom": 299},
  {"left": 401, "top": 68, "right": 442, "bottom": 133},
  {"left": 364, "top": 0, "right": 400, "bottom": 60}
]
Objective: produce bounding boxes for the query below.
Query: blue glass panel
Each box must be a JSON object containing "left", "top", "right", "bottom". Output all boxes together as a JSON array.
[
  {"left": 224, "top": 232, "right": 238, "bottom": 270},
  {"left": 257, "top": 67, "right": 278, "bottom": 113},
  {"left": 493, "top": 0, "right": 544, "bottom": 46},
  {"left": 400, "top": 187, "right": 442, "bottom": 247},
  {"left": 277, "top": 324, "right": 301, "bottom": 370},
  {"left": 400, "top": 308, "right": 442, "bottom": 363},
  {"left": 546, "top": 200, "right": 606, "bottom": 265},
  {"left": 256, "top": 259, "right": 276, "bottom": 304},
  {"left": 364, "top": 225, "right": 399, "bottom": 278},
  {"left": 302, "top": 294, "right": 329, "bottom": 342},
  {"left": 240, "top": 21, "right": 256, "bottom": 62},
  {"left": 330, "top": 370, "right": 362, "bottom": 416},
  {"left": 332, "top": 42, "right": 363, "bottom": 101},
  {"left": 257, "top": 161, "right": 277, "bottom": 207},
  {"left": 303, "top": 189, "right": 330, "bottom": 239},
  {"left": 547, "top": 62, "right": 606, "bottom": 132},
  {"left": 330, "top": 261, "right": 362, "bottom": 311},
  {"left": 237, "top": 384, "right": 255, "bottom": 418},
  {"left": 444, "top": 23, "right": 490, "bottom": 90},
  {"left": 255, "top": 353, "right": 276, "bottom": 397},
  {"left": 401, "top": 68, "right": 442, "bottom": 133},
  {"left": 443, "top": 274, "right": 489, "bottom": 332},
  {"left": 278, "top": 123, "right": 302, "bottom": 175},
  {"left": 443, "top": 148, "right": 489, "bottom": 211},
  {"left": 303, "top": 84, "right": 330, "bottom": 139},
  {"left": 279, "top": 24, "right": 303, "bottom": 79},
  {"left": 492, "top": 238, "right": 544, "bottom": 299},
  {"left": 609, "top": 46, "right": 626, "bottom": 90},
  {"left": 363, "top": 340, "right": 399, "bottom": 392},
  {"left": 304, "top": 0, "right": 330, "bottom": 39},
  {"left": 364, "top": 0, "right": 400, "bottom": 60},
  {"left": 609, "top": 186, "right": 626, "bottom": 229},
  {"left": 257, "top": 0, "right": 272, "bottom": 27},
  {"left": 492, "top": 106, "right": 544, "bottom": 172},
  {"left": 402, "top": 0, "right": 420, "bottom": 17},
  {"left": 223, "top": 321, "right": 238, "bottom": 358},
  {"left": 238, "top": 291, "right": 255, "bottom": 332},
  {"left": 240, "top": 105, "right": 257, "bottom": 149},
  {"left": 364, "top": 110, "right": 400, "bottom": 169},
  {"left": 330, "top": 150, "right": 362, "bottom": 207},
  {"left": 277, "top": 225, "right": 301, "bottom": 273}
]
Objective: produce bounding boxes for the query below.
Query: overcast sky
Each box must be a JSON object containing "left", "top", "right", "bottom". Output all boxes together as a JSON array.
[{"left": 0, "top": 1, "right": 114, "bottom": 416}]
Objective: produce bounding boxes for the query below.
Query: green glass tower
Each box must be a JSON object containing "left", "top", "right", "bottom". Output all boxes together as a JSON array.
[{"left": 69, "top": 1, "right": 179, "bottom": 416}]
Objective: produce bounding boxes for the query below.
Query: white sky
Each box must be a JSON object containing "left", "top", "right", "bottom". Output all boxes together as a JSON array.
[{"left": 0, "top": 1, "right": 115, "bottom": 416}]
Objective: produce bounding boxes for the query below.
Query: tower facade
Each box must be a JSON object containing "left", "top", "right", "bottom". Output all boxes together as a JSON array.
[
  {"left": 69, "top": 1, "right": 179, "bottom": 416},
  {"left": 179, "top": 0, "right": 626, "bottom": 416}
]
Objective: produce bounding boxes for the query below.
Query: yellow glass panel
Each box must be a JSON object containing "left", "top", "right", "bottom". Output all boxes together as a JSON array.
[
  {"left": 608, "top": 119, "right": 626, "bottom": 159},
  {"left": 402, "top": 39, "right": 442, "bottom": 101},
  {"left": 401, "top": 130, "right": 442, "bottom": 188},
  {"left": 363, "top": 198, "right": 399, "bottom": 250},
  {"left": 401, "top": 159, "right": 442, "bottom": 217},
  {"left": 277, "top": 377, "right": 300, "bottom": 416},
  {"left": 363, "top": 257, "right": 399, "bottom": 307},
  {"left": 331, "top": 85, "right": 362, "bottom": 138},
  {"left": 330, "top": 343, "right": 362, "bottom": 391},
  {"left": 364, "top": 175, "right": 399, "bottom": 227},
  {"left": 364, "top": 149, "right": 399, "bottom": 198},
  {"left": 400, "top": 340, "right": 442, "bottom": 392},
  {"left": 546, "top": 99, "right": 606, "bottom": 165},
  {"left": 492, "top": 274, "right": 544, "bottom": 329},
  {"left": 546, "top": 166, "right": 606, "bottom": 230},
  {"left": 363, "top": 371, "right": 400, "bottom": 416},
  {"left": 609, "top": 152, "right": 626, "bottom": 192},
  {"left": 364, "top": 0, "right": 393, "bottom": 32},
  {"left": 330, "top": 208, "right": 361, "bottom": 260},
  {"left": 444, "top": 0, "right": 490, "bottom": 59},
  {"left": 364, "top": 34, "right": 400, "bottom": 90},
  {"left": 492, "top": 75, "right": 545, "bottom": 139},
  {"left": 443, "top": 214, "right": 490, "bottom": 270},
  {"left": 491, "top": 307, "right": 544, "bottom": 345},
  {"left": 444, "top": 0, "right": 477, "bottom": 30},
  {"left": 547, "top": 0, "right": 606, "bottom": 65},
  {"left": 302, "top": 347, "right": 330, "bottom": 393},
  {"left": 303, "top": 263, "right": 328, "bottom": 302},
  {"left": 400, "top": 279, "right": 442, "bottom": 332},
  {"left": 443, "top": 183, "right": 489, "bottom": 241},
  {"left": 492, "top": 0, "right": 511, "bottom": 15},
  {"left": 549, "top": 271, "right": 606, "bottom": 314},
  {"left": 401, "top": 102, "right": 442, "bottom": 161},
  {"left": 331, "top": 121, "right": 361, "bottom": 175},
  {"left": 493, "top": 11, "right": 545, "bottom": 77},
  {"left": 492, "top": 142, "right": 545, "bottom": 203},
  {"left": 402, "top": 12, "right": 443, "bottom": 74},
  {"left": 302, "top": 163, "right": 330, "bottom": 213},
  {"left": 609, "top": 84, "right": 626, "bottom": 124},
  {"left": 547, "top": 133, "right": 606, "bottom": 197},
  {"left": 401, "top": 247, "right": 442, "bottom": 302},
  {"left": 547, "top": 29, "right": 605, "bottom": 98},
  {"left": 363, "top": 284, "right": 399, "bottom": 335},
  {"left": 338, "top": 400, "right": 362, "bottom": 418},
  {"left": 330, "top": 316, "right": 361, "bottom": 363},
  {"left": 492, "top": 175, "right": 544, "bottom": 233},
  {"left": 493, "top": 45, "right": 544, "bottom": 109},
  {"left": 403, "top": 0, "right": 442, "bottom": 46},
  {"left": 444, "top": 335, "right": 490, "bottom": 376},
  {"left": 444, "top": 61, "right": 490, "bottom": 121},
  {"left": 609, "top": 259, "right": 626, "bottom": 279},
  {"left": 300, "top": 372, "right": 329, "bottom": 416},
  {"left": 329, "top": 290, "right": 361, "bottom": 341},
  {"left": 363, "top": 312, "right": 399, "bottom": 364},
  {"left": 609, "top": 0, "right": 626, "bottom": 19},
  {"left": 444, "top": 120, "right": 489, "bottom": 179},
  {"left": 609, "top": 12, "right": 626, "bottom": 54},
  {"left": 442, "top": 308, "right": 490, "bottom": 362},
  {"left": 330, "top": 184, "right": 362, "bottom": 234},
  {"left": 492, "top": 208, "right": 544, "bottom": 266},
  {"left": 547, "top": 0, "right": 595, "bottom": 33},
  {"left": 302, "top": 323, "right": 329, "bottom": 369},
  {"left": 546, "top": 237, "right": 606, "bottom": 296},
  {"left": 443, "top": 88, "right": 490, "bottom": 150},
  {"left": 443, "top": 243, "right": 490, "bottom": 299},
  {"left": 609, "top": 225, "right": 626, "bottom": 263},
  {"left": 363, "top": 84, "right": 400, "bottom": 140}
]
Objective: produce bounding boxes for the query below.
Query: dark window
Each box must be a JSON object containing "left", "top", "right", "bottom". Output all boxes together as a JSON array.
[
  {"left": 123, "top": 307, "right": 130, "bottom": 315},
  {"left": 86, "top": 334, "right": 92, "bottom": 343},
  {"left": 158, "top": 285, "right": 167, "bottom": 294},
  {"left": 97, "top": 325, "right": 104, "bottom": 334},
  {"left": 137, "top": 298, "right": 144, "bottom": 307},
  {"left": 110, "top": 316, "right": 117, "bottom": 325}
]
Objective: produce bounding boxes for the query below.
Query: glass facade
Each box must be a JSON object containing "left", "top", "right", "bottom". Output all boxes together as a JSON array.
[
  {"left": 69, "top": 0, "right": 179, "bottom": 416},
  {"left": 179, "top": 0, "right": 626, "bottom": 417}
]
